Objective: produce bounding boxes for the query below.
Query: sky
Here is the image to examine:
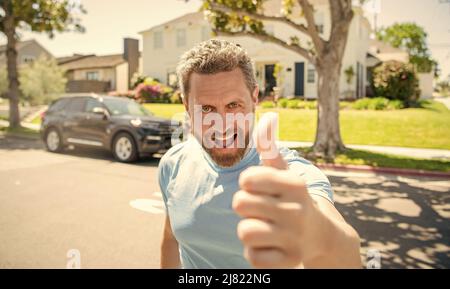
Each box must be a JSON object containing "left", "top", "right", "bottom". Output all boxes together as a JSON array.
[{"left": 1, "top": 0, "right": 449, "bottom": 80}]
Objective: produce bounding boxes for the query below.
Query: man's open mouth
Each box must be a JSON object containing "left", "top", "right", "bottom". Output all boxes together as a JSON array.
[{"left": 211, "top": 132, "right": 238, "bottom": 148}]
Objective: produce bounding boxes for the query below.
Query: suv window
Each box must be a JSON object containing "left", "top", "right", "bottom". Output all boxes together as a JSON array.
[
  {"left": 85, "top": 98, "right": 103, "bottom": 113},
  {"left": 48, "top": 98, "right": 70, "bottom": 112},
  {"left": 66, "top": 98, "right": 86, "bottom": 113}
]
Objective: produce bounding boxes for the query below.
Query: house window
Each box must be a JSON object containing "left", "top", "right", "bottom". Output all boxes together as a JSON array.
[
  {"left": 307, "top": 64, "right": 316, "bottom": 83},
  {"left": 201, "top": 26, "right": 210, "bottom": 41},
  {"left": 154, "top": 31, "right": 163, "bottom": 49},
  {"left": 22, "top": 55, "right": 35, "bottom": 64},
  {"left": 314, "top": 12, "right": 324, "bottom": 34},
  {"left": 86, "top": 71, "right": 99, "bottom": 81},
  {"left": 315, "top": 24, "right": 324, "bottom": 34},
  {"left": 176, "top": 28, "right": 186, "bottom": 47}
]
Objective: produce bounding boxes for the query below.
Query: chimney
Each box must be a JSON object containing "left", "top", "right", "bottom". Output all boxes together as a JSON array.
[{"left": 123, "top": 38, "right": 139, "bottom": 89}]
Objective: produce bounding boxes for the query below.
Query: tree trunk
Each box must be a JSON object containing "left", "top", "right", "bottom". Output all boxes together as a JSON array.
[
  {"left": 312, "top": 22, "right": 352, "bottom": 159},
  {"left": 313, "top": 62, "right": 345, "bottom": 160},
  {"left": 3, "top": 1, "right": 21, "bottom": 128}
]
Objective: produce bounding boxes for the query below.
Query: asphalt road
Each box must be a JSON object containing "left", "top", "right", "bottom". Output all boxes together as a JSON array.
[{"left": 0, "top": 135, "right": 449, "bottom": 268}]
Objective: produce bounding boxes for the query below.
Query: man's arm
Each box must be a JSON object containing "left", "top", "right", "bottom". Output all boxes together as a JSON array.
[
  {"left": 234, "top": 165, "right": 362, "bottom": 269},
  {"left": 160, "top": 216, "right": 181, "bottom": 268},
  {"left": 304, "top": 195, "right": 361, "bottom": 268}
]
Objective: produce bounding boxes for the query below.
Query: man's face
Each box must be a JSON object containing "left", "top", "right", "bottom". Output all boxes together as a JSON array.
[{"left": 185, "top": 68, "right": 258, "bottom": 167}]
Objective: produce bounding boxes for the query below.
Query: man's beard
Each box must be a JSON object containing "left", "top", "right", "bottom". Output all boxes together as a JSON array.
[{"left": 202, "top": 130, "right": 251, "bottom": 168}]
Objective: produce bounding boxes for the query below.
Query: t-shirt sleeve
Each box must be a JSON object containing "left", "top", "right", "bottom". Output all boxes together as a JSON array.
[
  {"left": 279, "top": 147, "right": 334, "bottom": 204},
  {"left": 157, "top": 156, "right": 171, "bottom": 213}
]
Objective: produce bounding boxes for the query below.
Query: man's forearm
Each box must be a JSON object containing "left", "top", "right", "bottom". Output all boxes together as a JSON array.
[
  {"left": 160, "top": 238, "right": 181, "bottom": 268},
  {"left": 304, "top": 198, "right": 362, "bottom": 268},
  {"left": 307, "top": 219, "right": 361, "bottom": 268}
]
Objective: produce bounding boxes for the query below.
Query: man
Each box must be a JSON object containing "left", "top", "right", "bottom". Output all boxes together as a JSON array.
[{"left": 158, "top": 39, "right": 361, "bottom": 269}]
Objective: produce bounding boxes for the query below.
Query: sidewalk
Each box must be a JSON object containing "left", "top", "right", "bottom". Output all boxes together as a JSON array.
[
  {"left": 277, "top": 141, "right": 450, "bottom": 161},
  {"left": 434, "top": 97, "right": 450, "bottom": 109}
]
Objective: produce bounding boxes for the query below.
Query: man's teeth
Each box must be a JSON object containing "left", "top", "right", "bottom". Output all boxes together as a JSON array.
[{"left": 214, "top": 134, "right": 236, "bottom": 147}]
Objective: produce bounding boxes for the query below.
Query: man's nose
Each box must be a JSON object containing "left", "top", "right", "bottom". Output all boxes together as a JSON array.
[{"left": 217, "top": 111, "right": 235, "bottom": 134}]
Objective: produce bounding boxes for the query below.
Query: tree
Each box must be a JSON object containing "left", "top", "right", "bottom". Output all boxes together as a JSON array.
[
  {"left": 376, "top": 22, "right": 436, "bottom": 74},
  {"left": 19, "top": 56, "right": 67, "bottom": 105},
  {"left": 0, "top": 0, "right": 85, "bottom": 128},
  {"left": 202, "top": 0, "right": 362, "bottom": 159}
]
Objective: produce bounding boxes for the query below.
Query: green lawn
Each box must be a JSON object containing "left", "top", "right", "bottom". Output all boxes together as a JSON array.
[
  {"left": 0, "top": 125, "right": 40, "bottom": 138},
  {"left": 31, "top": 115, "right": 42, "bottom": 124},
  {"left": 144, "top": 103, "right": 186, "bottom": 119},
  {"left": 144, "top": 101, "right": 450, "bottom": 150}
]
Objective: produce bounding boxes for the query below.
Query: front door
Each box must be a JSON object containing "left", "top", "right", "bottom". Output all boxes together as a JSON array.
[
  {"left": 264, "top": 64, "right": 277, "bottom": 96},
  {"left": 295, "top": 62, "right": 305, "bottom": 97}
]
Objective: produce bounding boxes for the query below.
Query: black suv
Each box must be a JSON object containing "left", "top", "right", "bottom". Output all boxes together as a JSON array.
[{"left": 40, "top": 95, "right": 181, "bottom": 162}]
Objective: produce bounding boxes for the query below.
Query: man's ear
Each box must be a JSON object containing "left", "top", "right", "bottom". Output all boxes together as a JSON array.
[
  {"left": 252, "top": 85, "right": 259, "bottom": 105},
  {"left": 182, "top": 94, "right": 190, "bottom": 115}
]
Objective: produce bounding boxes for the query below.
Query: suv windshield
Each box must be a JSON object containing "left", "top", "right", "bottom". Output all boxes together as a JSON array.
[{"left": 102, "top": 98, "right": 152, "bottom": 116}]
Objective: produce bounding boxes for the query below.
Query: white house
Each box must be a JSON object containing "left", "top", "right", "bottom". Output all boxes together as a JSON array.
[{"left": 139, "top": 0, "right": 371, "bottom": 100}]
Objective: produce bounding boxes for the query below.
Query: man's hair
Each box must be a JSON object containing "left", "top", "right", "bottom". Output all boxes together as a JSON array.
[{"left": 176, "top": 39, "right": 257, "bottom": 99}]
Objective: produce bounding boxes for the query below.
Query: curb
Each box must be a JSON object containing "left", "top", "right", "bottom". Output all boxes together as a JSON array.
[{"left": 316, "top": 163, "right": 450, "bottom": 179}]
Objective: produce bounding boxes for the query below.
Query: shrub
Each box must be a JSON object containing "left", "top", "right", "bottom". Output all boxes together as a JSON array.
[
  {"left": 372, "top": 60, "right": 420, "bottom": 103},
  {"left": 368, "top": 97, "right": 389, "bottom": 110},
  {"left": 16, "top": 56, "right": 67, "bottom": 105},
  {"left": 277, "top": 98, "right": 288, "bottom": 108},
  {"left": 135, "top": 78, "right": 173, "bottom": 103},
  {"left": 170, "top": 90, "right": 183, "bottom": 104},
  {"left": 339, "top": 101, "right": 352, "bottom": 110},
  {"left": 387, "top": 99, "right": 405, "bottom": 110},
  {"left": 304, "top": 100, "right": 317, "bottom": 110},
  {"left": 352, "top": 97, "right": 405, "bottom": 110},
  {"left": 352, "top": 98, "right": 372, "bottom": 110},
  {"left": 287, "top": 99, "right": 300, "bottom": 109},
  {"left": 260, "top": 101, "right": 275, "bottom": 108}
]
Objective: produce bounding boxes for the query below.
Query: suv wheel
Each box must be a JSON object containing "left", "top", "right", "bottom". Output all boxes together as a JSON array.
[
  {"left": 112, "top": 132, "right": 138, "bottom": 162},
  {"left": 45, "top": 128, "right": 63, "bottom": 152}
]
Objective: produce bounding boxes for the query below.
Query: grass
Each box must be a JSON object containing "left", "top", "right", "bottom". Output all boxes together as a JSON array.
[
  {"left": 295, "top": 147, "right": 450, "bottom": 172},
  {"left": 0, "top": 125, "right": 40, "bottom": 138},
  {"left": 263, "top": 100, "right": 450, "bottom": 150},
  {"left": 26, "top": 101, "right": 449, "bottom": 150},
  {"left": 144, "top": 101, "right": 450, "bottom": 150},
  {"left": 30, "top": 115, "right": 42, "bottom": 124},
  {"left": 144, "top": 103, "right": 186, "bottom": 119}
]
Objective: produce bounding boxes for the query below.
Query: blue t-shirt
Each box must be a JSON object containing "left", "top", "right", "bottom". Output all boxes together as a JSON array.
[{"left": 158, "top": 137, "right": 334, "bottom": 269}]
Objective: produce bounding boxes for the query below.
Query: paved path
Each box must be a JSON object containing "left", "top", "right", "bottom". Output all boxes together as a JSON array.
[
  {"left": 434, "top": 97, "right": 450, "bottom": 109},
  {"left": 278, "top": 141, "right": 450, "bottom": 161}
]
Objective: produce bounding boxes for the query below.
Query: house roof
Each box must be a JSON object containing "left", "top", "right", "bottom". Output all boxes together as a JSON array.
[
  {"left": 369, "top": 39, "right": 406, "bottom": 54},
  {"left": 139, "top": 11, "right": 204, "bottom": 34},
  {"left": 58, "top": 54, "right": 127, "bottom": 71},
  {"left": 56, "top": 54, "right": 94, "bottom": 65},
  {"left": 0, "top": 39, "right": 53, "bottom": 57}
]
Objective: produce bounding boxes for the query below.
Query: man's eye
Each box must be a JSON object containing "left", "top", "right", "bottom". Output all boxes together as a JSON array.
[
  {"left": 228, "top": 102, "right": 239, "bottom": 109},
  {"left": 202, "top": 106, "right": 212, "bottom": 113}
]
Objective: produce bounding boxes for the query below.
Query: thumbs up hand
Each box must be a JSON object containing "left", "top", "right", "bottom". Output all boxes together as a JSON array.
[{"left": 233, "top": 113, "right": 326, "bottom": 268}]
